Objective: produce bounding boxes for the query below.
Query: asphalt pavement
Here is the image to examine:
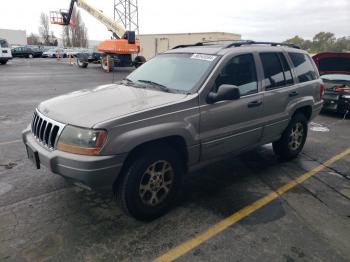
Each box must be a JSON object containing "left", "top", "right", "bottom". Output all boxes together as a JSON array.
[{"left": 0, "top": 58, "right": 349, "bottom": 262}]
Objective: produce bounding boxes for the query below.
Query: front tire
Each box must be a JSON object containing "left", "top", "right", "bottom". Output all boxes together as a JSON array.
[
  {"left": 273, "top": 113, "right": 308, "bottom": 160},
  {"left": 76, "top": 58, "right": 88, "bottom": 68},
  {"left": 28, "top": 54, "right": 33, "bottom": 59},
  {"left": 117, "top": 145, "right": 183, "bottom": 221},
  {"left": 0, "top": 60, "right": 7, "bottom": 65}
]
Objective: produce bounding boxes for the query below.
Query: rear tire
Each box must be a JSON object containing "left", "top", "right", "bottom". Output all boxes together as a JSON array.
[
  {"left": 28, "top": 54, "right": 33, "bottom": 59},
  {"left": 273, "top": 113, "right": 308, "bottom": 160},
  {"left": 0, "top": 60, "right": 7, "bottom": 65},
  {"left": 116, "top": 145, "right": 183, "bottom": 221}
]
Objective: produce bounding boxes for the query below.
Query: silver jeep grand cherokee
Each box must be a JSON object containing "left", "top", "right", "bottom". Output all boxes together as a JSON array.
[{"left": 22, "top": 41, "right": 323, "bottom": 220}]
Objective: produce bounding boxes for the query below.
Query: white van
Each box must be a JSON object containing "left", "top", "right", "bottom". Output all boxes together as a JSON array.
[{"left": 0, "top": 38, "right": 12, "bottom": 64}]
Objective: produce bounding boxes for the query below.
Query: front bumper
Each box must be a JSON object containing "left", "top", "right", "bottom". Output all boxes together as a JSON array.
[
  {"left": 323, "top": 93, "right": 350, "bottom": 114},
  {"left": 0, "top": 57, "right": 12, "bottom": 61},
  {"left": 22, "top": 128, "right": 126, "bottom": 190}
]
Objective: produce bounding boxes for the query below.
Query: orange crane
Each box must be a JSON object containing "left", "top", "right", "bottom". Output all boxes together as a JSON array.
[{"left": 50, "top": 0, "right": 146, "bottom": 71}]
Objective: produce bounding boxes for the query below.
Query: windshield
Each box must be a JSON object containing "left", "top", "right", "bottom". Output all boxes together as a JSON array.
[
  {"left": 321, "top": 74, "right": 350, "bottom": 82},
  {"left": 127, "top": 53, "right": 218, "bottom": 93}
]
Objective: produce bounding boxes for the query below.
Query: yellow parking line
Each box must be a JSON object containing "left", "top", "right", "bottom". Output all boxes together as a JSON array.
[
  {"left": 0, "top": 139, "right": 22, "bottom": 146},
  {"left": 154, "top": 148, "right": 350, "bottom": 262}
]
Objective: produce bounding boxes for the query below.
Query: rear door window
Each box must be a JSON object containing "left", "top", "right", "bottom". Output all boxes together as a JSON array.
[
  {"left": 260, "top": 52, "right": 286, "bottom": 90},
  {"left": 278, "top": 53, "right": 294, "bottom": 85},
  {"left": 289, "top": 52, "right": 317, "bottom": 83}
]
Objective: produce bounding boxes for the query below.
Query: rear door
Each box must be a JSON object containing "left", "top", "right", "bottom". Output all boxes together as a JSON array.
[
  {"left": 200, "top": 53, "right": 264, "bottom": 160},
  {"left": 260, "top": 51, "right": 318, "bottom": 143},
  {"left": 259, "top": 52, "right": 297, "bottom": 143}
]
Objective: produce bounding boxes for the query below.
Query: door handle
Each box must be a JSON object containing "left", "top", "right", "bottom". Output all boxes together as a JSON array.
[
  {"left": 247, "top": 100, "right": 263, "bottom": 108},
  {"left": 289, "top": 91, "right": 299, "bottom": 97}
]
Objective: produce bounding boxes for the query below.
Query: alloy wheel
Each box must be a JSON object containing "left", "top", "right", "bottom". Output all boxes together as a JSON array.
[
  {"left": 288, "top": 122, "right": 304, "bottom": 151},
  {"left": 139, "top": 160, "right": 174, "bottom": 206}
]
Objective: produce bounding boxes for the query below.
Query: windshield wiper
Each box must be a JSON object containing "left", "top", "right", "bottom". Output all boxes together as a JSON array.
[
  {"left": 137, "top": 80, "right": 171, "bottom": 92},
  {"left": 120, "top": 78, "right": 137, "bottom": 86}
]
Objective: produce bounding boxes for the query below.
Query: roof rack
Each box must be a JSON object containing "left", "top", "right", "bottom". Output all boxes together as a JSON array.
[
  {"left": 224, "top": 40, "right": 300, "bottom": 49},
  {"left": 172, "top": 40, "right": 241, "bottom": 49},
  {"left": 172, "top": 42, "right": 204, "bottom": 49},
  {"left": 172, "top": 40, "right": 300, "bottom": 50}
]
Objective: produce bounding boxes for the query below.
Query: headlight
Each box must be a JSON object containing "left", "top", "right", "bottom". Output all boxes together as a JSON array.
[
  {"left": 342, "top": 95, "right": 350, "bottom": 99},
  {"left": 57, "top": 125, "right": 107, "bottom": 156}
]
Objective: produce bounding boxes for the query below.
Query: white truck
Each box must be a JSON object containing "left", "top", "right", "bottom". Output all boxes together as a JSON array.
[{"left": 0, "top": 38, "right": 12, "bottom": 64}]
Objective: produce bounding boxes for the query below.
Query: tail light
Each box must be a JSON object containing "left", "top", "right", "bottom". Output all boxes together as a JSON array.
[{"left": 320, "top": 82, "right": 325, "bottom": 100}]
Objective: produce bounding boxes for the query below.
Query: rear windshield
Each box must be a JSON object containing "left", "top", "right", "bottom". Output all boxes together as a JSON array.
[
  {"left": 0, "top": 39, "right": 9, "bottom": 48},
  {"left": 319, "top": 57, "right": 350, "bottom": 72}
]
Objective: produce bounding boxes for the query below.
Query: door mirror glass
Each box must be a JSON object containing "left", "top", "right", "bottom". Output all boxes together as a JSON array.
[{"left": 207, "top": 84, "right": 240, "bottom": 103}]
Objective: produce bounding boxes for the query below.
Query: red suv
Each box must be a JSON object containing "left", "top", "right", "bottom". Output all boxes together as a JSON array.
[{"left": 313, "top": 52, "right": 350, "bottom": 115}]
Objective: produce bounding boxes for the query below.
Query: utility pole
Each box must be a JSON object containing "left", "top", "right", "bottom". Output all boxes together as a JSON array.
[{"left": 114, "top": 0, "right": 139, "bottom": 34}]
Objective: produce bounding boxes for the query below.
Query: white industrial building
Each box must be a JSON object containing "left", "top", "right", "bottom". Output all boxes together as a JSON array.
[
  {"left": 0, "top": 29, "right": 27, "bottom": 46},
  {"left": 137, "top": 32, "right": 241, "bottom": 60}
]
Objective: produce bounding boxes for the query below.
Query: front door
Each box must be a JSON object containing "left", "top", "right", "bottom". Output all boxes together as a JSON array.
[{"left": 200, "top": 53, "right": 264, "bottom": 160}]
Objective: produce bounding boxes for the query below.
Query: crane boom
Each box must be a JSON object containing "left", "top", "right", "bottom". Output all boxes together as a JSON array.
[
  {"left": 60, "top": 0, "right": 127, "bottom": 39},
  {"left": 49, "top": 0, "right": 145, "bottom": 71}
]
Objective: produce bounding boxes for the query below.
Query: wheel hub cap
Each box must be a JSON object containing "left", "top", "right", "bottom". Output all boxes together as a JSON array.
[
  {"left": 139, "top": 160, "right": 174, "bottom": 206},
  {"left": 288, "top": 122, "right": 304, "bottom": 151}
]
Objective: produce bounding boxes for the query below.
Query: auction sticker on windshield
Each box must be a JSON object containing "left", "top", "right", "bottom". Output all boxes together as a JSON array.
[{"left": 191, "top": 54, "right": 217, "bottom": 61}]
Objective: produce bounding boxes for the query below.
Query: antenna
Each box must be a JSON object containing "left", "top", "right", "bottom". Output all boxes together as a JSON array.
[{"left": 114, "top": 0, "right": 139, "bottom": 34}]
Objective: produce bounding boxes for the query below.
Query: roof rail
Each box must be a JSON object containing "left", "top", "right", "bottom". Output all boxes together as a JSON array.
[
  {"left": 172, "top": 40, "right": 300, "bottom": 50},
  {"left": 224, "top": 40, "right": 300, "bottom": 49},
  {"left": 172, "top": 42, "right": 204, "bottom": 49}
]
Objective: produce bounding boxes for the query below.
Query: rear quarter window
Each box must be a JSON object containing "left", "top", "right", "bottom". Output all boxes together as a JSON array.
[{"left": 289, "top": 52, "right": 317, "bottom": 83}]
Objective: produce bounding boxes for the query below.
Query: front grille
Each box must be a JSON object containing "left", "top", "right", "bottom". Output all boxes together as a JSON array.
[{"left": 31, "top": 110, "right": 65, "bottom": 149}]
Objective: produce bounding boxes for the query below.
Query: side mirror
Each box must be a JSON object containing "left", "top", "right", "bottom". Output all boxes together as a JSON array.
[{"left": 207, "top": 84, "right": 240, "bottom": 103}]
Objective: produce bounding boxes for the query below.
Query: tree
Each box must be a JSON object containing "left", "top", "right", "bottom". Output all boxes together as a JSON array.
[
  {"left": 39, "top": 13, "right": 50, "bottom": 45},
  {"left": 283, "top": 32, "right": 350, "bottom": 53},
  {"left": 62, "top": 25, "right": 71, "bottom": 47},
  {"left": 312, "top": 32, "right": 336, "bottom": 52},
  {"left": 49, "top": 31, "right": 58, "bottom": 46},
  {"left": 27, "top": 33, "right": 40, "bottom": 45},
  {"left": 333, "top": 37, "right": 350, "bottom": 52},
  {"left": 61, "top": 10, "right": 88, "bottom": 48},
  {"left": 284, "top": 35, "right": 305, "bottom": 47}
]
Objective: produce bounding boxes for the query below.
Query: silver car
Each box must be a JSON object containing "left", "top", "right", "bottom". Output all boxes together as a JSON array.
[{"left": 23, "top": 41, "right": 323, "bottom": 220}]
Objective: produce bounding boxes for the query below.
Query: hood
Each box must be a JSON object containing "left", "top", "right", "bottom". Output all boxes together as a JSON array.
[
  {"left": 313, "top": 52, "right": 350, "bottom": 76},
  {"left": 38, "top": 84, "right": 187, "bottom": 128}
]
